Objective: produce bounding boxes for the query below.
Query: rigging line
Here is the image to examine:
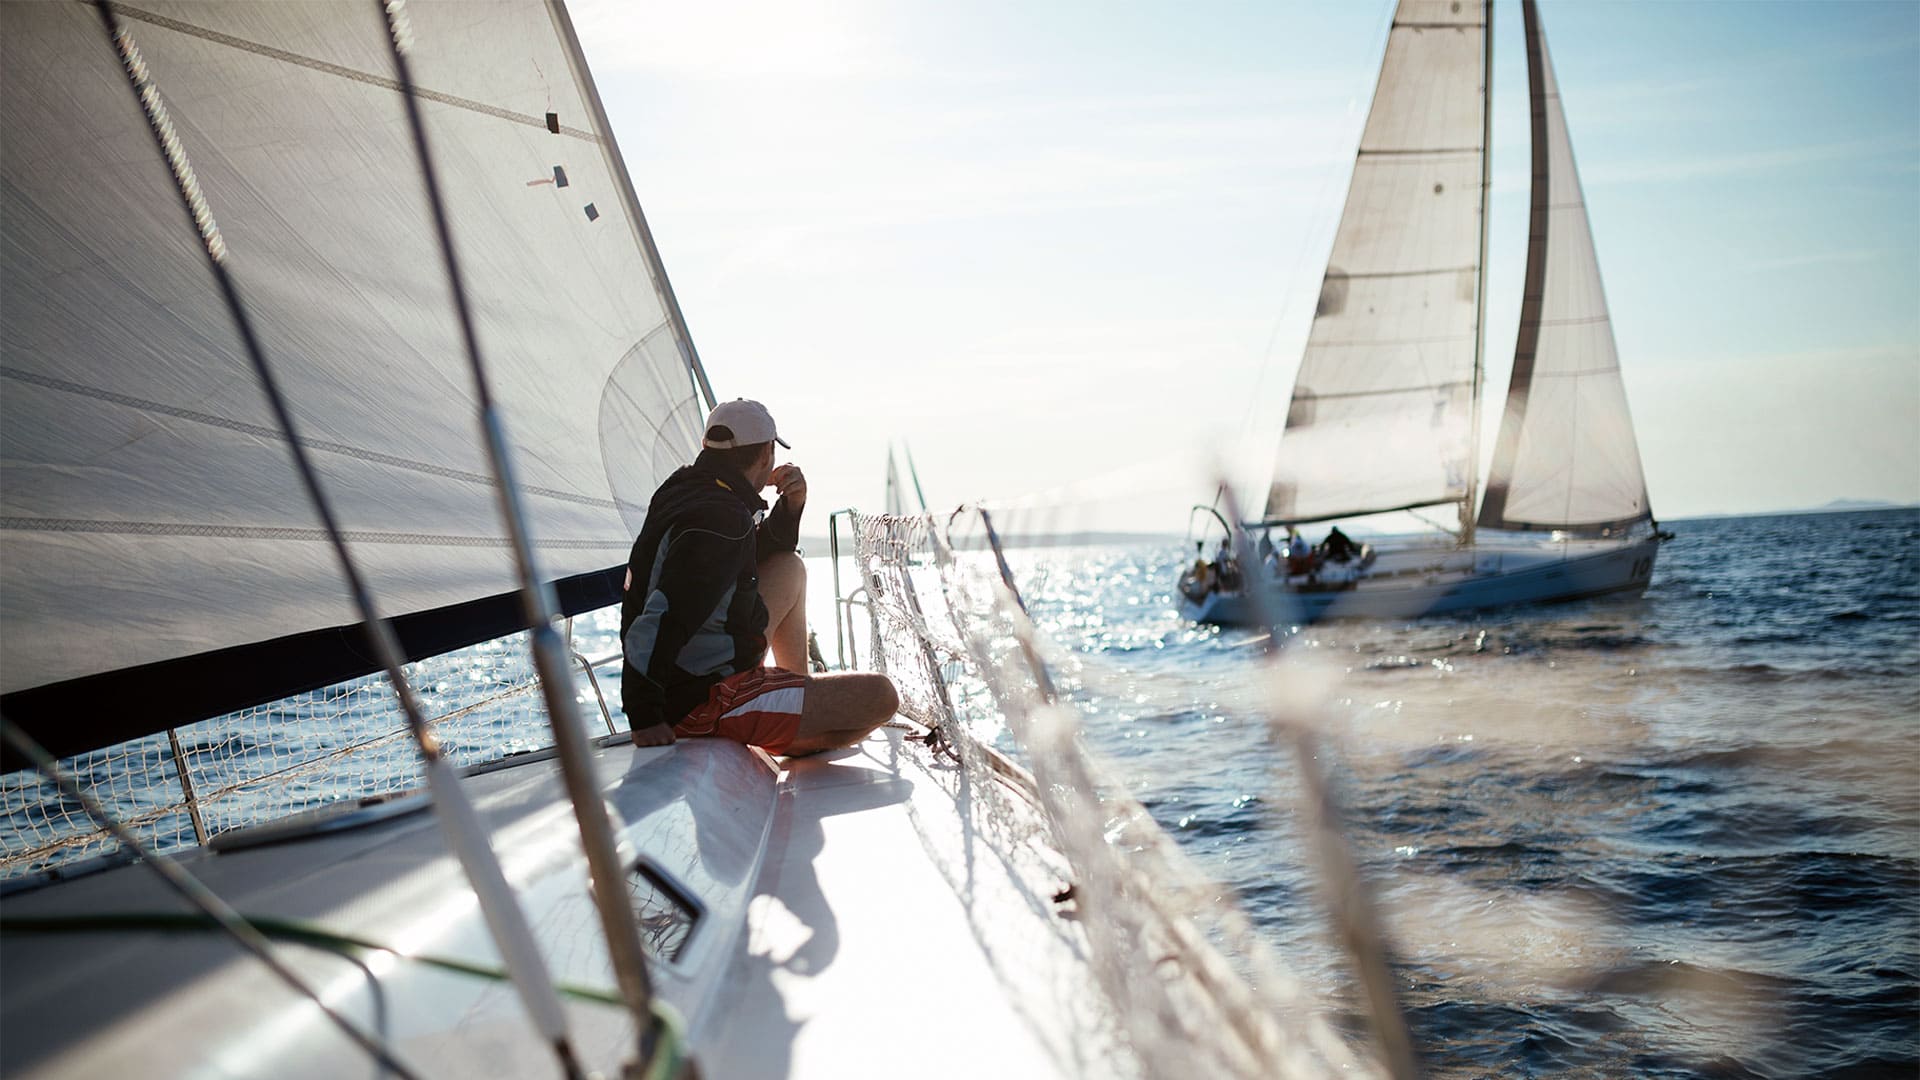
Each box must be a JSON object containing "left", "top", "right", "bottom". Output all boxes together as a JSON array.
[
  {"left": 0, "top": 913, "right": 633, "bottom": 1008},
  {"left": 904, "top": 442, "right": 932, "bottom": 515},
  {"left": 91, "top": 5, "right": 588, "bottom": 1077},
  {"left": 375, "top": 2, "right": 662, "bottom": 1069},
  {"left": 1213, "top": 483, "right": 1420, "bottom": 1080},
  {"left": 950, "top": 507, "right": 1359, "bottom": 1075},
  {"left": 0, "top": 716, "right": 425, "bottom": 1080}
]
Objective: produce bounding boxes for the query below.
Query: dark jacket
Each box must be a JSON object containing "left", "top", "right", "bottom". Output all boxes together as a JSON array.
[{"left": 619, "top": 451, "right": 802, "bottom": 731}]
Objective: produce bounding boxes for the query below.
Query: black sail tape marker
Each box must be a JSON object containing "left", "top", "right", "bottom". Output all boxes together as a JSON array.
[
  {"left": 545, "top": 111, "right": 559, "bottom": 133},
  {"left": 553, "top": 165, "right": 569, "bottom": 188},
  {"left": 583, "top": 203, "right": 598, "bottom": 222}
]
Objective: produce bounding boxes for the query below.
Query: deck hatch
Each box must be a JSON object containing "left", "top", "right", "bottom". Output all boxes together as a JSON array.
[{"left": 627, "top": 857, "right": 700, "bottom": 963}]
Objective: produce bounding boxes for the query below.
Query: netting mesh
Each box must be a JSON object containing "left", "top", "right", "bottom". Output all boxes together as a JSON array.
[
  {"left": 849, "top": 509, "right": 1383, "bottom": 1080},
  {"left": 1, "top": 629, "right": 622, "bottom": 883}
]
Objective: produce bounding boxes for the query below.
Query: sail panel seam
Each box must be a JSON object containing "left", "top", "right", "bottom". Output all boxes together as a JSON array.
[
  {"left": 1518, "top": 315, "right": 1610, "bottom": 327},
  {"left": 1490, "top": 511, "right": 1652, "bottom": 534},
  {"left": 1356, "top": 147, "right": 1480, "bottom": 156},
  {"left": 1258, "top": 496, "right": 1467, "bottom": 527},
  {"left": 0, "top": 367, "right": 618, "bottom": 511},
  {"left": 1284, "top": 382, "right": 1472, "bottom": 403},
  {"left": 108, "top": 3, "right": 600, "bottom": 142},
  {"left": 0, "top": 516, "right": 627, "bottom": 549},
  {"left": 1309, "top": 335, "right": 1473, "bottom": 348},
  {"left": 1524, "top": 365, "right": 1623, "bottom": 378},
  {"left": 1329, "top": 266, "right": 1477, "bottom": 279}
]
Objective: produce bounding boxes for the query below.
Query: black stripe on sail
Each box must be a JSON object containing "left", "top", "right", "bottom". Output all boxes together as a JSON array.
[
  {"left": 0, "top": 565, "right": 626, "bottom": 773},
  {"left": 1477, "top": 0, "right": 1552, "bottom": 533}
]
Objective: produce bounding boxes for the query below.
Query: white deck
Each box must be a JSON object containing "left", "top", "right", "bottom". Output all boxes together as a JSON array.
[
  {"left": 704, "top": 731, "right": 1117, "bottom": 1079},
  {"left": 0, "top": 726, "right": 1119, "bottom": 1078}
]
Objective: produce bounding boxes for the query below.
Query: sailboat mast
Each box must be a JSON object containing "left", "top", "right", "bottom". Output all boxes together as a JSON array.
[{"left": 1461, "top": 0, "right": 1493, "bottom": 547}]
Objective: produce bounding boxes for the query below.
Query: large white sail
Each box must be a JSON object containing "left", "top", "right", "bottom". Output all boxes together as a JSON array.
[
  {"left": 1264, "top": 0, "right": 1487, "bottom": 525},
  {"left": 0, "top": 2, "right": 704, "bottom": 738},
  {"left": 1478, "top": 1, "right": 1653, "bottom": 533}
]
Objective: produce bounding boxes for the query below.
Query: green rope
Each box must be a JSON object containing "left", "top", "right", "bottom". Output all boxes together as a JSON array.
[
  {"left": 3, "top": 911, "right": 695, "bottom": 1075},
  {"left": 639, "top": 999, "right": 689, "bottom": 1080},
  {"left": 3, "top": 911, "right": 697, "bottom": 1073},
  {"left": 2, "top": 912, "right": 624, "bottom": 1005}
]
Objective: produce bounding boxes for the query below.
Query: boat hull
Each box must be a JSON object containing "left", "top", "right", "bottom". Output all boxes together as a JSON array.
[{"left": 1180, "top": 535, "right": 1660, "bottom": 625}]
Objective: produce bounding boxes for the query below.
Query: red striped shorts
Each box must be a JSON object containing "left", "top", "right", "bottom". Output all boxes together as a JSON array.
[{"left": 673, "top": 667, "right": 808, "bottom": 753}]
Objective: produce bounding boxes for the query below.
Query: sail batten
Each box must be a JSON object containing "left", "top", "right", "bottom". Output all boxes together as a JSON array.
[
  {"left": 1477, "top": 0, "right": 1653, "bottom": 535},
  {"left": 1263, "top": 0, "right": 1487, "bottom": 525}
]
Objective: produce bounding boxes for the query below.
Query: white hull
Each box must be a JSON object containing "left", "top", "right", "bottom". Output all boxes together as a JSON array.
[
  {"left": 1, "top": 727, "right": 1121, "bottom": 1079},
  {"left": 1181, "top": 534, "right": 1659, "bottom": 625}
]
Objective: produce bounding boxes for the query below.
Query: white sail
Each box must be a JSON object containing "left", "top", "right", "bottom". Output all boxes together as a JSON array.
[
  {"left": 1478, "top": 1, "right": 1653, "bottom": 533},
  {"left": 1264, "top": 0, "right": 1487, "bottom": 524},
  {"left": 0, "top": 2, "right": 704, "bottom": 713}
]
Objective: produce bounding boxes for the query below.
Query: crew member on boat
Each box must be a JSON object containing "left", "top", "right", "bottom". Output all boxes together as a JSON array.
[
  {"left": 1187, "top": 542, "right": 1216, "bottom": 596},
  {"left": 1285, "top": 527, "right": 1313, "bottom": 576},
  {"left": 620, "top": 399, "right": 899, "bottom": 754},
  {"left": 1320, "top": 525, "right": 1359, "bottom": 564}
]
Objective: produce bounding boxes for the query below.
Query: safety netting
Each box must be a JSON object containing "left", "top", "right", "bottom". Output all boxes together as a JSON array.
[
  {"left": 0, "top": 628, "right": 626, "bottom": 884},
  {"left": 847, "top": 509, "right": 1386, "bottom": 1080}
]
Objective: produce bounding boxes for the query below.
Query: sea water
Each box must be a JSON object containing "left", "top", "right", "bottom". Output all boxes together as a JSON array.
[
  {"left": 991, "top": 507, "right": 1917, "bottom": 1078},
  {"left": 587, "top": 508, "right": 1914, "bottom": 1075},
  {"left": 12, "top": 509, "right": 1913, "bottom": 1076}
]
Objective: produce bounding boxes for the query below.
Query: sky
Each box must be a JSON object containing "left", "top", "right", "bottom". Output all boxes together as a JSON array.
[{"left": 570, "top": 0, "right": 1920, "bottom": 535}]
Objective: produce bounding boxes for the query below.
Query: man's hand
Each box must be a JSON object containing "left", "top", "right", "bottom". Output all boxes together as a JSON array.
[
  {"left": 771, "top": 463, "right": 807, "bottom": 512},
  {"left": 629, "top": 722, "right": 677, "bottom": 747}
]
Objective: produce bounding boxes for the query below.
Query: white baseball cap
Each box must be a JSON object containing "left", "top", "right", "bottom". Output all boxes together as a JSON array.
[{"left": 702, "top": 398, "right": 789, "bottom": 449}]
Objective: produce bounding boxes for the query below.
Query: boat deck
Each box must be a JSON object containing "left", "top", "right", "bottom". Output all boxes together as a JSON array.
[
  {"left": 0, "top": 725, "right": 1117, "bottom": 1078},
  {"left": 705, "top": 729, "right": 1114, "bottom": 1078}
]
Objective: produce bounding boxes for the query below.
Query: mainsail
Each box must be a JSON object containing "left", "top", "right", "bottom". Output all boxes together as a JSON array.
[
  {"left": 1477, "top": 0, "right": 1653, "bottom": 534},
  {"left": 1264, "top": 0, "right": 1488, "bottom": 525},
  {"left": 0, "top": 2, "right": 706, "bottom": 756}
]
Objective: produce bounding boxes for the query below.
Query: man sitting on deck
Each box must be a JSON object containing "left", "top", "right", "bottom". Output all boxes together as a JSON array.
[{"left": 620, "top": 399, "right": 899, "bottom": 755}]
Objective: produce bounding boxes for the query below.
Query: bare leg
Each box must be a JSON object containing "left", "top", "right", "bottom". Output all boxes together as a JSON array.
[
  {"left": 757, "top": 551, "right": 807, "bottom": 672},
  {"left": 782, "top": 672, "right": 899, "bottom": 755}
]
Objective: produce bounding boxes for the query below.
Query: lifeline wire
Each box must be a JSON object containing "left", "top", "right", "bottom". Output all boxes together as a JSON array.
[
  {"left": 909, "top": 508, "right": 1371, "bottom": 1078},
  {"left": 1216, "top": 482, "right": 1421, "bottom": 1080},
  {"left": 0, "top": 717, "right": 423, "bottom": 1080},
  {"left": 91, "top": 4, "right": 588, "bottom": 1076},
  {"left": 374, "top": 1, "right": 663, "bottom": 1068}
]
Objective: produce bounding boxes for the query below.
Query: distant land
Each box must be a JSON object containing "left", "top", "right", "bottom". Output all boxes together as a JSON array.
[
  {"left": 798, "top": 530, "right": 1182, "bottom": 554},
  {"left": 1670, "top": 499, "right": 1915, "bottom": 521},
  {"left": 794, "top": 502, "right": 1917, "bottom": 551}
]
